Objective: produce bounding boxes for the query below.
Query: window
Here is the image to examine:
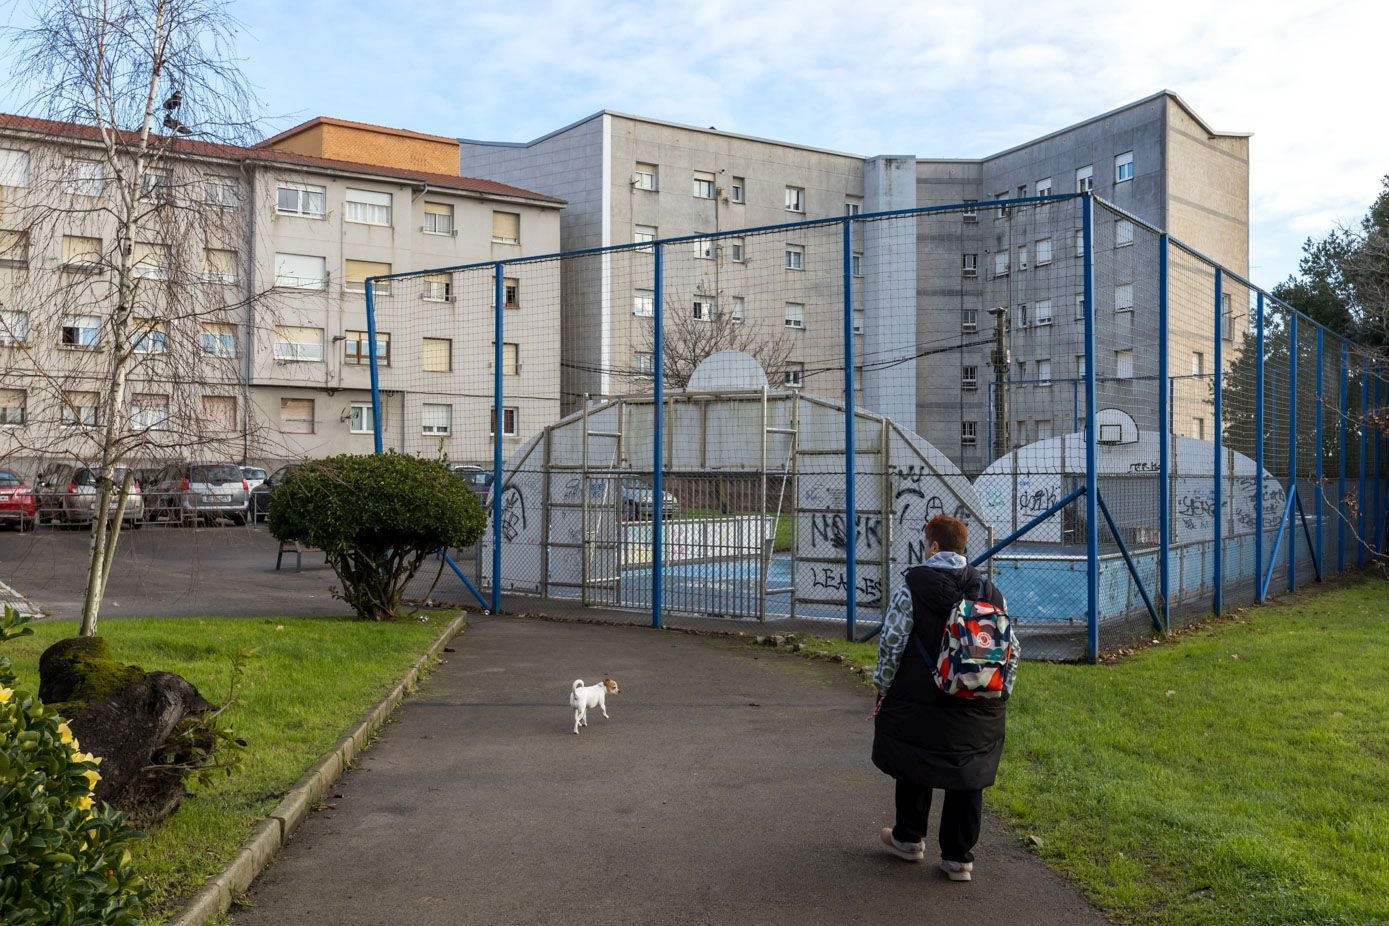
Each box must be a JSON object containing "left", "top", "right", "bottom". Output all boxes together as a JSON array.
[
  {"left": 961, "top": 308, "right": 978, "bottom": 332},
  {"left": 204, "top": 248, "right": 238, "bottom": 284},
  {"left": 1114, "top": 151, "right": 1134, "bottom": 183},
  {"left": 633, "top": 289, "right": 654, "bottom": 317},
  {"left": 132, "top": 320, "right": 166, "bottom": 354},
  {"left": 693, "top": 236, "right": 714, "bottom": 260},
  {"left": 962, "top": 253, "right": 978, "bottom": 277},
  {"left": 853, "top": 308, "right": 864, "bottom": 335},
  {"left": 784, "top": 364, "right": 804, "bottom": 389},
  {"left": 852, "top": 252, "right": 863, "bottom": 277},
  {"left": 65, "top": 158, "right": 105, "bottom": 196},
  {"left": 0, "top": 149, "right": 30, "bottom": 187},
  {"left": 729, "top": 237, "right": 745, "bottom": 262},
  {"left": 784, "top": 302, "right": 805, "bottom": 329},
  {"left": 731, "top": 296, "right": 745, "bottom": 324},
  {"left": 1075, "top": 228, "right": 1085, "bottom": 259},
  {"left": 1036, "top": 238, "right": 1052, "bottom": 265},
  {"left": 1075, "top": 165, "right": 1094, "bottom": 193},
  {"left": 273, "top": 325, "right": 324, "bottom": 362},
  {"left": 1018, "top": 245, "right": 1028, "bottom": 271},
  {"left": 994, "top": 191, "right": 1007, "bottom": 220},
  {"left": 633, "top": 352, "right": 654, "bottom": 377},
  {"left": 784, "top": 244, "right": 804, "bottom": 270},
  {"left": 729, "top": 176, "right": 745, "bottom": 203},
  {"left": 200, "top": 322, "right": 237, "bottom": 357},
  {"left": 1036, "top": 177, "right": 1053, "bottom": 198},
  {"left": 632, "top": 163, "right": 657, "bottom": 191},
  {"left": 422, "top": 403, "right": 452, "bottom": 435},
  {"left": 962, "top": 200, "right": 977, "bottom": 222},
  {"left": 1016, "top": 360, "right": 1026, "bottom": 380},
  {"left": 140, "top": 170, "right": 173, "bottom": 202},
  {"left": 202, "top": 395, "right": 236, "bottom": 431},
  {"left": 994, "top": 252, "right": 1009, "bottom": 277},
  {"left": 422, "top": 337, "right": 452, "bottom": 372},
  {"left": 276, "top": 182, "right": 326, "bottom": 218},
  {"left": 1222, "top": 293, "right": 1234, "bottom": 340},
  {"left": 784, "top": 186, "right": 805, "bottom": 212},
  {"left": 1116, "top": 219, "right": 1134, "bottom": 248},
  {"left": 490, "top": 406, "right": 518, "bottom": 437},
  {"left": 131, "top": 242, "right": 170, "bottom": 280},
  {"left": 344, "top": 188, "right": 392, "bottom": 226},
  {"left": 692, "top": 171, "right": 715, "bottom": 199},
  {"left": 422, "top": 202, "right": 454, "bottom": 235},
  {"left": 349, "top": 403, "right": 375, "bottom": 434},
  {"left": 498, "top": 342, "right": 519, "bottom": 375},
  {"left": 62, "top": 235, "right": 102, "bottom": 271},
  {"left": 491, "top": 210, "right": 520, "bottom": 244},
  {"left": 0, "top": 309, "right": 29, "bottom": 345},
  {"left": 345, "top": 259, "right": 392, "bottom": 295},
  {"left": 1075, "top": 293, "right": 1086, "bottom": 319},
  {"left": 961, "top": 365, "right": 978, "bottom": 390},
  {"left": 1115, "top": 283, "right": 1134, "bottom": 313},
  {"left": 1192, "top": 352, "right": 1205, "bottom": 377},
  {"left": 1037, "top": 420, "right": 1054, "bottom": 441},
  {"left": 845, "top": 198, "right": 862, "bottom": 216},
  {"left": 504, "top": 277, "right": 520, "bottom": 309},
  {"left": 422, "top": 273, "right": 453, "bottom": 302},
  {"left": 1037, "top": 359, "right": 1052, "bottom": 386},
  {"left": 1075, "top": 354, "right": 1087, "bottom": 379},
  {"left": 961, "top": 421, "right": 977, "bottom": 446},
  {"left": 692, "top": 296, "right": 714, "bottom": 321},
  {"left": 130, "top": 394, "right": 169, "bottom": 430},
  {"left": 1035, "top": 299, "right": 1053, "bottom": 326},
  {"left": 344, "top": 330, "right": 390, "bottom": 366},
  {"left": 61, "top": 315, "right": 100, "bottom": 347},
  {"left": 62, "top": 392, "right": 99, "bottom": 427},
  {"left": 0, "top": 229, "right": 27, "bottom": 267},
  {"left": 0, "top": 389, "right": 24, "bottom": 426},
  {"left": 634, "top": 225, "right": 657, "bottom": 252},
  {"left": 204, "top": 179, "right": 240, "bottom": 208},
  {"left": 1016, "top": 304, "right": 1029, "bottom": 328},
  {"left": 1115, "top": 349, "right": 1134, "bottom": 379},
  {"left": 1193, "top": 418, "right": 1205, "bottom": 441},
  {"left": 280, "top": 398, "right": 315, "bottom": 434},
  {"left": 274, "top": 253, "right": 327, "bottom": 289}
]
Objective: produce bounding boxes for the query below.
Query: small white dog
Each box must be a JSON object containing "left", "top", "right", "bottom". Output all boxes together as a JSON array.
[{"left": 569, "top": 677, "right": 619, "bottom": 735}]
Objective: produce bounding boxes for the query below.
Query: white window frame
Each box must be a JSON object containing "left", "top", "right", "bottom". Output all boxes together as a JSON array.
[
  {"left": 132, "top": 321, "right": 167, "bottom": 355},
  {"left": 962, "top": 200, "right": 977, "bottom": 222},
  {"left": 633, "top": 352, "right": 655, "bottom": 377},
  {"left": 845, "top": 199, "right": 862, "bottom": 216},
  {"left": 730, "top": 176, "right": 745, "bottom": 203},
  {"left": 1115, "top": 283, "right": 1135, "bottom": 313},
  {"left": 633, "top": 163, "right": 657, "bottom": 191},
  {"left": 349, "top": 403, "right": 375, "bottom": 434},
  {"left": 852, "top": 252, "right": 863, "bottom": 278},
  {"left": 204, "top": 179, "right": 241, "bottom": 208},
  {"left": 203, "top": 248, "right": 239, "bottom": 285},
  {"left": 491, "top": 211, "right": 520, "bottom": 245},
  {"left": 200, "top": 323, "right": 237, "bottom": 357},
  {"left": 63, "top": 392, "right": 99, "bottom": 427},
  {"left": 1035, "top": 299, "right": 1053, "bottom": 326},
  {"left": 784, "top": 302, "right": 805, "bottom": 330},
  {"left": 994, "top": 252, "right": 1009, "bottom": 277},
  {"left": 1036, "top": 237, "right": 1053, "bottom": 266},
  {"left": 634, "top": 225, "right": 657, "bottom": 252},
  {"left": 784, "top": 243, "right": 804, "bottom": 271},
  {"left": 961, "top": 308, "right": 978, "bottom": 332},
  {"left": 421, "top": 403, "right": 452, "bottom": 436},
  {"left": 692, "top": 172, "right": 715, "bottom": 199},
  {"left": 1075, "top": 293, "right": 1086, "bottom": 320},
  {"left": 0, "top": 309, "right": 29, "bottom": 346},
  {"left": 633, "top": 290, "right": 654, "bottom": 317},
  {"left": 65, "top": 158, "right": 105, "bottom": 197},
  {"left": 784, "top": 186, "right": 805, "bottom": 213},
  {"left": 422, "top": 202, "right": 455, "bottom": 236},
  {"left": 274, "top": 253, "right": 328, "bottom": 290},
  {"left": 692, "top": 296, "right": 714, "bottom": 321},
  {"left": 693, "top": 236, "right": 714, "bottom": 260},
  {"left": 962, "top": 253, "right": 977, "bottom": 277},
  {"left": 731, "top": 296, "right": 746, "bottom": 324},
  {"left": 344, "top": 259, "right": 392, "bottom": 295},
  {"left": 961, "top": 421, "right": 977, "bottom": 446},
  {"left": 422, "top": 274, "right": 453, "bottom": 303},
  {"left": 1076, "top": 165, "right": 1094, "bottom": 193},
  {"left": 783, "top": 365, "right": 804, "bottom": 389},
  {"left": 491, "top": 406, "right": 519, "bottom": 438},
  {"left": 1192, "top": 352, "right": 1205, "bottom": 377},
  {"left": 1115, "top": 349, "right": 1134, "bottom": 380},
  {"left": 1016, "top": 304, "right": 1029, "bottom": 329},
  {"left": 129, "top": 394, "right": 169, "bottom": 431},
  {"left": 1018, "top": 245, "right": 1028, "bottom": 271},
  {"left": 273, "top": 326, "right": 325, "bottom": 362},
  {"left": 961, "top": 365, "right": 978, "bottom": 390},
  {"left": 60, "top": 315, "right": 101, "bottom": 348},
  {"left": 1115, "top": 151, "right": 1134, "bottom": 183},
  {"left": 1116, "top": 219, "right": 1135, "bottom": 248},
  {"left": 1075, "top": 228, "right": 1085, "bottom": 259},
  {"left": 1037, "top": 359, "right": 1053, "bottom": 387},
  {"left": 0, "top": 148, "right": 31, "bottom": 188},
  {"left": 1036, "top": 177, "right": 1053, "bottom": 198},
  {"left": 729, "top": 237, "right": 745, "bottom": 262},
  {"left": 276, "top": 182, "right": 326, "bottom": 218},
  {"left": 0, "top": 389, "right": 24, "bottom": 427}
]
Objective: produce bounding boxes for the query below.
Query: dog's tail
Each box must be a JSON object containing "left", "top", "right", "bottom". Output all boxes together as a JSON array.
[{"left": 572, "top": 679, "right": 584, "bottom": 691}]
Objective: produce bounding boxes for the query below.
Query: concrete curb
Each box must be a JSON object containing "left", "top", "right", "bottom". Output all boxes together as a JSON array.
[{"left": 167, "top": 612, "right": 467, "bottom": 926}]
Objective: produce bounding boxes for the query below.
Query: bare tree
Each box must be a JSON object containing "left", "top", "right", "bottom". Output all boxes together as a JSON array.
[
  {"left": 0, "top": 0, "right": 266, "bottom": 635},
  {"left": 631, "top": 287, "right": 797, "bottom": 390}
]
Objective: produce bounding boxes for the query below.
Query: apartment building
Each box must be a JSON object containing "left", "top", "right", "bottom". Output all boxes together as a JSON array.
[
  {"left": 459, "top": 91, "right": 1249, "bottom": 473},
  {"left": 0, "top": 114, "right": 564, "bottom": 475}
]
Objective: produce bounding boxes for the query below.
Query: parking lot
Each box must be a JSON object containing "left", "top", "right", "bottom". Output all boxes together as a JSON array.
[{"left": 0, "top": 521, "right": 352, "bottom": 620}]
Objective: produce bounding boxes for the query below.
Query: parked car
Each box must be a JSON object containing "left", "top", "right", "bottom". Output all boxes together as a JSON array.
[
  {"left": 146, "top": 462, "right": 249, "bottom": 525},
  {"left": 620, "top": 476, "right": 680, "bottom": 520},
  {"left": 250, "top": 464, "right": 299, "bottom": 523},
  {"left": 447, "top": 464, "right": 494, "bottom": 501},
  {"left": 241, "top": 466, "right": 268, "bottom": 493},
  {"left": 0, "top": 469, "right": 37, "bottom": 531},
  {"left": 32, "top": 463, "right": 144, "bottom": 528}
]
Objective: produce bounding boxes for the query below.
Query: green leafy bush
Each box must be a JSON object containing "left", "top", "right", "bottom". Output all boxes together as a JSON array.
[
  {"left": 0, "top": 606, "right": 147, "bottom": 924},
  {"left": 268, "top": 453, "right": 487, "bottom": 620}
]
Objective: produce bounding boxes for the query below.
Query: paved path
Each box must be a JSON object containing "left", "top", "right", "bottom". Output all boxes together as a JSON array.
[{"left": 233, "top": 617, "right": 1107, "bottom": 926}]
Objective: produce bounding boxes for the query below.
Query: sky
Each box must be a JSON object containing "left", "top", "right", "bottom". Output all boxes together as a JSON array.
[{"left": 5, "top": 0, "right": 1386, "bottom": 285}]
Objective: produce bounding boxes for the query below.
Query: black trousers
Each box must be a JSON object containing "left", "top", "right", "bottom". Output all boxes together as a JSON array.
[{"left": 892, "top": 780, "right": 983, "bottom": 863}]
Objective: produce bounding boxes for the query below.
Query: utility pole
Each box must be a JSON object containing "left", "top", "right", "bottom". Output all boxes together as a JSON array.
[{"left": 990, "top": 306, "right": 1011, "bottom": 461}]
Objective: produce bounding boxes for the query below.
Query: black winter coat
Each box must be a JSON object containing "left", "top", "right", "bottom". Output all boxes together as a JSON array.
[{"left": 871, "top": 563, "right": 1009, "bottom": 791}]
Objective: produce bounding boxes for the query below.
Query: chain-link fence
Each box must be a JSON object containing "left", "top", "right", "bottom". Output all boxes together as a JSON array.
[{"left": 368, "top": 193, "right": 1387, "bottom": 661}]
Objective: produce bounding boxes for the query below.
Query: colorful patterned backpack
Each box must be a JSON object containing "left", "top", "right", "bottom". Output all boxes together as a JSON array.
[{"left": 915, "top": 580, "right": 1018, "bottom": 699}]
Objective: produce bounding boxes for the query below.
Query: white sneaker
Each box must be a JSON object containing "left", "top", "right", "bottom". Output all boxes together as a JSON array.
[
  {"left": 940, "top": 859, "right": 973, "bottom": 881},
  {"left": 879, "top": 827, "right": 925, "bottom": 861}
]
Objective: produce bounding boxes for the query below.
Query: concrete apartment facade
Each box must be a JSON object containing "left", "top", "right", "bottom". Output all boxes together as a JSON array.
[
  {"left": 459, "top": 91, "right": 1249, "bottom": 473},
  {"left": 0, "top": 114, "right": 564, "bottom": 477}
]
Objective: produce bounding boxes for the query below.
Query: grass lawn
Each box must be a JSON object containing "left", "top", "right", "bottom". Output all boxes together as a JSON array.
[
  {"left": 781, "top": 581, "right": 1389, "bottom": 925},
  {"left": 2, "top": 614, "right": 449, "bottom": 923}
]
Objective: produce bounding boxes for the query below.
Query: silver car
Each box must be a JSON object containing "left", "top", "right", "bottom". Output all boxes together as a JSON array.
[
  {"left": 148, "top": 462, "right": 250, "bottom": 525},
  {"left": 33, "top": 463, "right": 144, "bottom": 528}
]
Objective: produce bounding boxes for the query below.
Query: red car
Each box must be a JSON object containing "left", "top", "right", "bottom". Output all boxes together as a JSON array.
[{"left": 0, "top": 469, "right": 37, "bottom": 531}]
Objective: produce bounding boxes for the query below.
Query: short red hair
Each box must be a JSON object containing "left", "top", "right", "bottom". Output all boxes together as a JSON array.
[{"left": 925, "top": 514, "right": 968, "bottom": 554}]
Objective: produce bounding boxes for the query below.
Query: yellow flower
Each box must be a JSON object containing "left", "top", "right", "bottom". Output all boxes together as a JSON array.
[
  {"left": 82, "top": 767, "right": 101, "bottom": 789},
  {"left": 0, "top": 686, "right": 12, "bottom": 704},
  {"left": 71, "top": 795, "right": 94, "bottom": 811},
  {"left": 72, "top": 751, "right": 100, "bottom": 766},
  {"left": 56, "top": 721, "right": 73, "bottom": 744}
]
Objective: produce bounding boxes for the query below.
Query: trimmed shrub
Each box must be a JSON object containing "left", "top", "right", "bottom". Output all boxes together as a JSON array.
[
  {"left": 268, "top": 453, "right": 487, "bottom": 620},
  {"left": 0, "top": 606, "right": 147, "bottom": 924}
]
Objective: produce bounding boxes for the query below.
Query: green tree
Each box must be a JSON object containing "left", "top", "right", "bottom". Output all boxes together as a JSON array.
[{"left": 268, "top": 454, "right": 487, "bottom": 621}]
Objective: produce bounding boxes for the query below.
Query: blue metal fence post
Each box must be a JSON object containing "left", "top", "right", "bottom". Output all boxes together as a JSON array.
[
  {"left": 1360, "top": 357, "right": 1368, "bottom": 567},
  {"left": 1254, "top": 292, "right": 1264, "bottom": 601},
  {"left": 492, "top": 263, "right": 504, "bottom": 614},
  {"left": 843, "top": 217, "right": 858, "bottom": 641},
  {"left": 1082, "top": 194, "right": 1099, "bottom": 661},
  {"left": 652, "top": 243, "right": 665, "bottom": 630},
  {"left": 1288, "top": 313, "right": 1298, "bottom": 591},
  {"left": 365, "top": 282, "right": 383, "bottom": 455},
  {"left": 1157, "top": 234, "right": 1171, "bottom": 628},
  {"left": 1315, "top": 326, "right": 1324, "bottom": 574},
  {"left": 1339, "top": 341, "right": 1348, "bottom": 571},
  {"left": 1213, "top": 269, "right": 1224, "bottom": 615}
]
